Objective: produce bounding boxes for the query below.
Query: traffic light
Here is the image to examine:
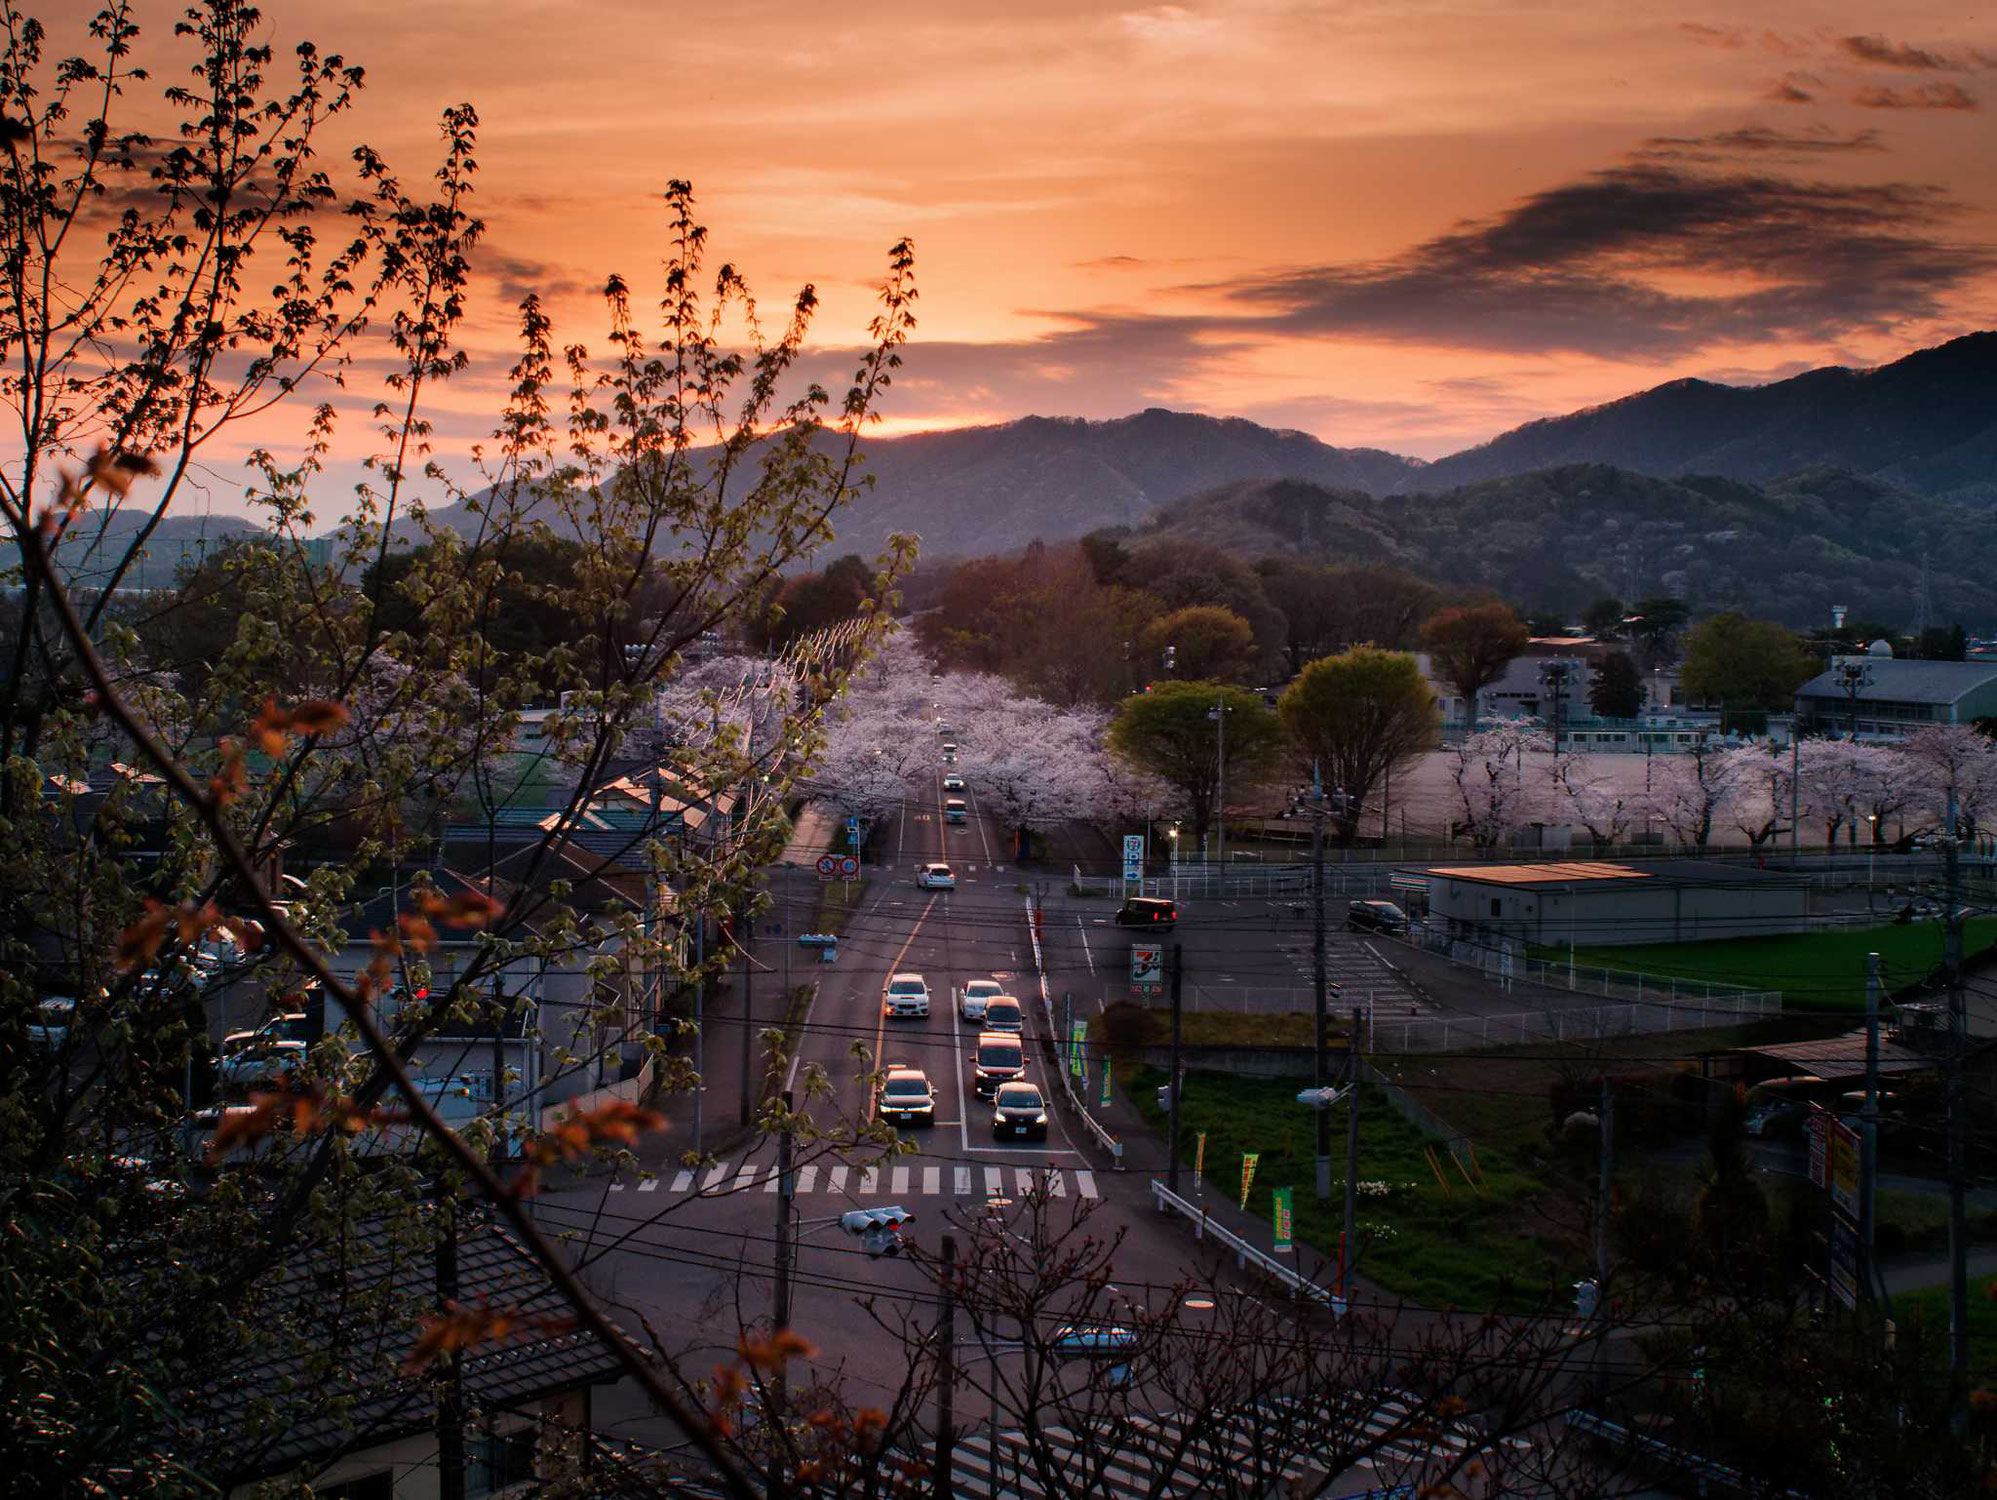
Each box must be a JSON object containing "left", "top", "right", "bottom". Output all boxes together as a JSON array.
[
  {"left": 840, "top": 1206, "right": 913, "bottom": 1258},
  {"left": 1162, "top": 645, "right": 1176, "bottom": 673}
]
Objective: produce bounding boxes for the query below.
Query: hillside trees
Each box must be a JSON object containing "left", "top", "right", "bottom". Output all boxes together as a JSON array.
[
  {"left": 1256, "top": 560, "right": 1438, "bottom": 672},
  {"left": 1139, "top": 604, "right": 1259, "bottom": 684},
  {"left": 1105, "top": 681, "right": 1283, "bottom": 847},
  {"left": 1680, "top": 613, "right": 1815, "bottom": 715},
  {"left": 1277, "top": 648, "right": 1436, "bottom": 844},
  {"left": 1420, "top": 602, "right": 1529, "bottom": 731}
]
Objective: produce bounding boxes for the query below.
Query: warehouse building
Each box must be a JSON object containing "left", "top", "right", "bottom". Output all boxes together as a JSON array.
[
  {"left": 1794, "top": 651, "right": 1997, "bottom": 741},
  {"left": 1397, "top": 859, "right": 1810, "bottom": 947}
]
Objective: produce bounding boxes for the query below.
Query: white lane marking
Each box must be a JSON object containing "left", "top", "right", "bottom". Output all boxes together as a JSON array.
[
  {"left": 734, "top": 1164, "right": 759, "bottom": 1191},
  {"left": 702, "top": 1162, "right": 731, "bottom": 1191},
  {"left": 892, "top": 1165, "right": 910, "bottom": 1197},
  {"left": 827, "top": 1164, "right": 849, "bottom": 1196},
  {"left": 1076, "top": 916, "right": 1095, "bottom": 976},
  {"left": 1075, "top": 1170, "right": 1099, "bottom": 1199},
  {"left": 1049, "top": 1172, "right": 1066, "bottom": 1197},
  {"left": 1015, "top": 1167, "right": 1035, "bottom": 1195},
  {"left": 871, "top": 893, "right": 942, "bottom": 1119},
  {"left": 609, "top": 1181, "right": 626, "bottom": 1192},
  {"left": 954, "top": 1166, "right": 972, "bottom": 1195},
  {"left": 859, "top": 1166, "right": 880, "bottom": 1194},
  {"left": 671, "top": 1168, "right": 694, "bottom": 1193},
  {"left": 797, "top": 1163, "right": 818, "bottom": 1194},
  {"left": 898, "top": 787, "right": 908, "bottom": 859},
  {"left": 923, "top": 1165, "right": 941, "bottom": 1195},
  {"left": 984, "top": 1167, "right": 1004, "bottom": 1196},
  {"left": 969, "top": 788, "right": 995, "bottom": 865},
  {"left": 638, "top": 1177, "right": 659, "bottom": 1192}
]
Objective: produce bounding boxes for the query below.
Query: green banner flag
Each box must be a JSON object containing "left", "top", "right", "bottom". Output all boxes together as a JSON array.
[
  {"left": 1099, "top": 1058, "right": 1112, "bottom": 1107},
  {"left": 1239, "top": 1152, "right": 1259, "bottom": 1211},
  {"left": 1069, "top": 1019, "right": 1087, "bottom": 1077},
  {"left": 1272, "top": 1187, "right": 1294, "bottom": 1254}
]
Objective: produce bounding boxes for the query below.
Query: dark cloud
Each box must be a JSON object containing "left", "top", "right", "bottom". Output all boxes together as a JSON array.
[
  {"left": 1075, "top": 254, "right": 1146, "bottom": 269},
  {"left": 1766, "top": 75, "right": 1817, "bottom": 104},
  {"left": 1853, "top": 81, "right": 1979, "bottom": 110},
  {"left": 480, "top": 251, "right": 592, "bottom": 304},
  {"left": 1839, "top": 34, "right": 1954, "bottom": 70},
  {"left": 1191, "top": 162, "right": 1988, "bottom": 359},
  {"left": 1679, "top": 22, "right": 1747, "bottom": 49},
  {"left": 1639, "top": 125, "right": 1886, "bottom": 160}
]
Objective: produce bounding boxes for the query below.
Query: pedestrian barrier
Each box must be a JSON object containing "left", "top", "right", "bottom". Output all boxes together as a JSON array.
[
  {"left": 1024, "top": 894, "right": 1124, "bottom": 1169},
  {"left": 1149, "top": 1178, "right": 1344, "bottom": 1314}
]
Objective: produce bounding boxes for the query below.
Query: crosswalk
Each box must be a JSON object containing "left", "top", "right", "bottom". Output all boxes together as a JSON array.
[
  {"left": 608, "top": 1159, "right": 1099, "bottom": 1201},
  {"left": 950, "top": 1391, "right": 1490, "bottom": 1499}
]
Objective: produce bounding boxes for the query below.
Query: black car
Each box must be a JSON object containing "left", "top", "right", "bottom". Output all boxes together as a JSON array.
[
  {"left": 1346, "top": 900, "right": 1409, "bottom": 935},
  {"left": 972, "top": 1032, "right": 1027, "bottom": 1098},
  {"left": 992, "top": 1081, "right": 1048, "bottom": 1140},
  {"left": 1114, "top": 896, "right": 1177, "bottom": 930},
  {"left": 878, "top": 1066, "right": 936, "bottom": 1128}
]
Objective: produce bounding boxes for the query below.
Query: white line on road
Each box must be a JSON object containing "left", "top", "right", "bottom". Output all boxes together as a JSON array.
[
  {"left": 984, "top": 1166, "right": 1004, "bottom": 1196},
  {"left": 827, "top": 1164, "right": 848, "bottom": 1196},
  {"left": 702, "top": 1162, "right": 730, "bottom": 1191},
  {"left": 955, "top": 1166, "right": 972, "bottom": 1195},
  {"left": 671, "top": 1168, "right": 694, "bottom": 1193},
  {"left": 891, "top": 1165, "right": 910, "bottom": 1197},
  {"left": 734, "top": 1164, "right": 759, "bottom": 1191},
  {"left": 1015, "top": 1167, "right": 1035, "bottom": 1195},
  {"left": 797, "top": 1163, "right": 818, "bottom": 1194},
  {"left": 638, "top": 1177, "right": 658, "bottom": 1192},
  {"left": 1075, "top": 1170, "right": 1099, "bottom": 1199},
  {"left": 859, "top": 1166, "right": 880, "bottom": 1194},
  {"left": 1075, "top": 916, "right": 1095, "bottom": 979}
]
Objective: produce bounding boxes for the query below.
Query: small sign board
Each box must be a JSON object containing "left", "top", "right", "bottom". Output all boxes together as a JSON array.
[
  {"left": 837, "top": 855, "right": 860, "bottom": 878},
  {"left": 1828, "top": 1213, "right": 1860, "bottom": 1309},
  {"left": 1122, "top": 834, "right": 1144, "bottom": 883},
  {"left": 1130, "top": 942, "right": 1164, "bottom": 994},
  {"left": 815, "top": 855, "right": 839, "bottom": 878},
  {"left": 1828, "top": 1117, "right": 1860, "bottom": 1220}
]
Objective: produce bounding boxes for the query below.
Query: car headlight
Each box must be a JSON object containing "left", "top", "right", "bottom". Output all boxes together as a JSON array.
[{"left": 1034, "top": 1114, "right": 1047, "bottom": 1125}]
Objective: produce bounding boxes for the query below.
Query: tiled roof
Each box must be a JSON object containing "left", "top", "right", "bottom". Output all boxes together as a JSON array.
[
  {"left": 180, "top": 1215, "right": 627, "bottom": 1485},
  {"left": 1739, "top": 1032, "right": 1934, "bottom": 1082}
]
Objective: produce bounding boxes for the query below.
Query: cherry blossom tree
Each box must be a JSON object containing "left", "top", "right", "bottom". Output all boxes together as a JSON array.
[
  {"left": 1447, "top": 724, "right": 1547, "bottom": 850},
  {"left": 1722, "top": 743, "right": 1797, "bottom": 847},
  {"left": 1897, "top": 723, "right": 1997, "bottom": 837},
  {"left": 1796, "top": 739, "right": 1876, "bottom": 846},
  {"left": 1555, "top": 752, "right": 1636, "bottom": 845},
  {"left": 1643, "top": 740, "right": 1740, "bottom": 849},
  {"left": 958, "top": 702, "right": 1108, "bottom": 860}
]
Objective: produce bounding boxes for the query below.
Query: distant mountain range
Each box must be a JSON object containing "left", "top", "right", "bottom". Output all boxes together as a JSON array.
[{"left": 48, "top": 331, "right": 1997, "bottom": 626}]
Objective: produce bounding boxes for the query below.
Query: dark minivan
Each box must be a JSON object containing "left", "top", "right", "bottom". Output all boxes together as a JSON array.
[
  {"left": 1114, "top": 896, "right": 1178, "bottom": 930},
  {"left": 1346, "top": 900, "right": 1409, "bottom": 935},
  {"left": 972, "top": 1032, "right": 1027, "bottom": 1098}
]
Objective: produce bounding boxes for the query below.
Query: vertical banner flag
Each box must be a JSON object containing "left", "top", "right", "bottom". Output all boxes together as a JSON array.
[
  {"left": 1194, "top": 1131, "right": 1207, "bottom": 1189},
  {"left": 1239, "top": 1152, "right": 1259, "bottom": 1211},
  {"left": 1100, "top": 1059, "right": 1113, "bottom": 1107},
  {"left": 1272, "top": 1187, "right": 1294, "bottom": 1254},
  {"left": 1069, "top": 1019, "right": 1088, "bottom": 1077}
]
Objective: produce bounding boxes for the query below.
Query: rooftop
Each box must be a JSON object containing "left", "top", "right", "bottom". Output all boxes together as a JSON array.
[
  {"left": 1408, "top": 858, "right": 1800, "bottom": 890},
  {"left": 1738, "top": 1031, "right": 1934, "bottom": 1083},
  {"left": 1796, "top": 657, "right": 1997, "bottom": 707}
]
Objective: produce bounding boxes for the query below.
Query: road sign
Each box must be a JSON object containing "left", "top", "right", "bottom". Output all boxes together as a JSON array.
[
  {"left": 815, "top": 855, "right": 839, "bottom": 877},
  {"left": 1122, "top": 834, "right": 1144, "bottom": 882},
  {"left": 837, "top": 855, "right": 860, "bottom": 879},
  {"left": 847, "top": 817, "right": 861, "bottom": 849},
  {"left": 1130, "top": 943, "right": 1163, "bottom": 994}
]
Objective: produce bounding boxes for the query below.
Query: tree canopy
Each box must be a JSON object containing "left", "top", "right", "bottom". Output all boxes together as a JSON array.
[
  {"left": 1277, "top": 647, "right": 1436, "bottom": 842},
  {"left": 1680, "top": 612, "right": 1816, "bottom": 710},
  {"left": 1419, "top": 603, "right": 1529, "bottom": 729},
  {"left": 1104, "top": 680, "right": 1284, "bottom": 845}
]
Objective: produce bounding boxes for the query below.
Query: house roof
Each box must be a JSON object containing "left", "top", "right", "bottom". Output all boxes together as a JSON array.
[
  {"left": 1737, "top": 1031, "right": 1935, "bottom": 1082},
  {"left": 1407, "top": 858, "right": 1800, "bottom": 891},
  {"left": 181, "top": 1214, "right": 627, "bottom": 1485},
  {"left": 1796, "top": 658, "right": 1997, "bottom": 707}
]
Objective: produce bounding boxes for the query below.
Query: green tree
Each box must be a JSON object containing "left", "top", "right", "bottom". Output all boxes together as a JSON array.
[
  {"left": 1140, "top": 605, "right": 1259, "bottom": 684},
  {"left": 1419, "top": 602, "right": 1529, "bottom": 731},
  {"left": 1256, "top": 560, "right": 1438, "bottom": 675},
  {"left": 1911, "top": 623, "right": 1968, "bottom": 661},
  {"left": 1277, "top": 647, "right": 1437, "bottom": 843},
  {"left": 1628, "top": 595, "right": 1690, "bottom": 667},
  {"left": 1105, "top": 681, "right": 1284, "bottom": 847},
  {"left": 1588, "top": 650, "right": 1645, "bottom": 719},
  {"left": 1681, "top": 613, "right": 1815, "bottom": 710},
  {"left": 1582, "top": 596, "right": 1626, "bottom": 638}
]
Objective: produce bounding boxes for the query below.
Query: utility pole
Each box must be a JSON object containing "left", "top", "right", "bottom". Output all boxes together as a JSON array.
[
  {"left": 774, "top": 1088, "right": 795, "bottom": 1328},
  {"left": 1311, "top": 764, "right": 1331, "bottom": 1201},
  {"left": 1539, "top": 660, "right": 1575, "bottom": 761},
  {"left": 1596, "top": 1076, "right": 1614, "bottom": 1286},
  {"left": 436, "top": 1191, "right": 466, "bottom": 1500},
  {"left": 935, "top": 1234, "right": 957, "bottom": 1500},
  {"left": 1209, "top": 698, "right": 1229, "bottom": 870},
  {"left": 1861, "top": 952, "right": 1882, "bottom": 1301},
  {"left": 1343, "top": 1005, "right": 1360, "bottom": 1296},
  {"left": 1167, "top": 943, "right": 1184, "bottom": 1195},
  {"left": 740, "top": 903, "right": 754, "bottom": 1126},
  {"left": 1944, "top": 792, "right": 1969, "bottom": 1390},
  {"left": 694, "top": 901, "right": 706, "bottom": 1156}
]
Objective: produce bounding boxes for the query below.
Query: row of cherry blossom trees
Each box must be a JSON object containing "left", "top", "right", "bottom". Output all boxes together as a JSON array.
[{"left": 1449, "top": 723, "right": 1997, "bottom": 851}]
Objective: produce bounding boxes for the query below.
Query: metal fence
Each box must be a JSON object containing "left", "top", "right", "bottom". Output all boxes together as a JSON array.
[
  {"left": 1071, "top": 861, "right": 1391, "bottom": 901},
  {"left": 1407, "top": 925, "right": 1781, "bottom": 1008},
  {"left": 1368, "top": 992, "right": 1781, "bottom": 1054}
]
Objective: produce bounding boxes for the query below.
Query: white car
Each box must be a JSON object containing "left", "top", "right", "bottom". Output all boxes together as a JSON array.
[
  {"left": 942, "top": 773, "right": 966, "bottom": 793},
  {"left": 218, "top": 1038, "right": 309, "bottom": 1086},
  {"left": 883, "top": 973, "right": 932, "bottom": 1018},
  {"left": 960, "top": 979, "right": 1004, "bottom": 1021},
  {"left": 29, "top": 995, "right": 77, "bottom": 1050},
  {"left": 917, "top": 862, "right": 957, "bottom": 890}
]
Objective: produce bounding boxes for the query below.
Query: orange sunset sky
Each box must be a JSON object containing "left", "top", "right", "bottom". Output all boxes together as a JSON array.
[{"left": 49, "top": 1, "right": 1997, "bottom": 509}]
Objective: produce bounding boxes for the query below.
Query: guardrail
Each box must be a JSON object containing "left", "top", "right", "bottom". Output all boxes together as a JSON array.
[
  {"left": 1024, "top": 894, "right": 1124, "bottom": 1169},
  {"left": 1564, "top": 1409, "right": 1793, "bottom": 1497},
  {"left": 1149, "top": 1179, "right": 1345, "bottom": 1315}
]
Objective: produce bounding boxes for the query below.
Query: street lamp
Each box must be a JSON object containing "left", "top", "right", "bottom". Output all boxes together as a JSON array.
[{"left": 1167, "top": 825, "right": 1180, "bottom": 903}]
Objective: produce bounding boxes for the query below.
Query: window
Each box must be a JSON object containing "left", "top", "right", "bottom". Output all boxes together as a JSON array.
[
  {"left": 469, "top": 1425, "right": 539, "bottom": 1497},
  {"left": 1489, "top": 898, "right": 1502, "bottom": 918}
]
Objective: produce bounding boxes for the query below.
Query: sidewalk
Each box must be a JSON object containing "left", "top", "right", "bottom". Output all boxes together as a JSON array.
[{"left": 780, "top": 800, "right": 842, "bottom": 865}]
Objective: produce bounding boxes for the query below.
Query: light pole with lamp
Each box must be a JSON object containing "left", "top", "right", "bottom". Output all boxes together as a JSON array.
[{"left": 1167, "top": 824, "right": 1180, "bottom": 903}]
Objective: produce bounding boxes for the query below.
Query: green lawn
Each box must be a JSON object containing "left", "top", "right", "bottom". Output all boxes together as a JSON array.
[
  {"left": 1092, "top": 1008, "right": 1352, "bottom": 1051},
  {"left": 1130, "top": 1067, "right": 1572, "bottom": 1309},
  {"left": 1893, "top": 1274, "right": 1997, "bottom": 1381},
  {"left": 1563, "top": 918, "right": 1997, "bottom": 1011}
]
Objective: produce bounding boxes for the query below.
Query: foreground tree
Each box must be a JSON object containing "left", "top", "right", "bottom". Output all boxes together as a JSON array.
[
  {"left": 1420, "top": 602, "right": 1528, "bottom": 731},
  {"left": 1278, "top": 647, "right": 1436, "bottom": 843},
  {"left": 1105, "top": 681, "right": 1283, "bottom": 849}
]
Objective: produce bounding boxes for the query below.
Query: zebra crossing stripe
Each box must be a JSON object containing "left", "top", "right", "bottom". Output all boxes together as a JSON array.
[
  {"left": 701, "top": 1162, "right": 730, "bottom": 1191},
  {"left": 670, "top": 1168, "right": 694, "bottom": 1192},
  {"left": 734, "top": 1163, "right": 759, "bottom": 1190},
  {"left": 797, "top": 1163, "right": 818, "bottom": 1194},
  {"left": 984, "top": 1167, "right": 1004, "bottom": 1197},
  {"left": 892, "top": 1165, "right": 911, "bottom": 1197},
  {"left": 1014, "top": 1167, "right": 1035, "bottom": 1195},
  {"left": 955, "top": 1166, "right": 972, "bottom": 1195},
  {"left": 638, "top": 1177, "right": 659, "bottom": 1191},
  {"left": 924, "top": 1165, "right": 941, "bottom": 1196},
  {"left": 608, "top": 1180, "right": 625, "bottom": 1192},
  {"left": 859, "top": 1166, "right": 879, "bottom": 1194},
  {"left": 827, "top": 1164, "right": 848, "bottom": 1196},
  {"left": 1075, "top": 1170, "right": 1099, "bottom": 1199}
]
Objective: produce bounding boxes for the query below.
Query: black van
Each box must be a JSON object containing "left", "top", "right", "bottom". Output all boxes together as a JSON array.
[
  {"left": 972, "top": 1032, "right": 1027, "bottom": 1098},
  {"left": 1114, "top": 896, "right": 1178, "bottom": 930}
]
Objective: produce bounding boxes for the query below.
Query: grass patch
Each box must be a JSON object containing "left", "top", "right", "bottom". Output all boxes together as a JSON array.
[
  {"left": 1089, "top": 1008, "right": 1351, "bottom": 1051},
  {"left": 809, "top": 877, "right": 870, "bottom": 940},
  {"left": 1558, "top": 919, "right": 1997, "bottom": 1011},
  {"left": 1129, "top": 1066, "right": 1570, "bottom": 1308},
  {"left": 1894, "top": 1274, "right": 1997, "bottom": 1381}
]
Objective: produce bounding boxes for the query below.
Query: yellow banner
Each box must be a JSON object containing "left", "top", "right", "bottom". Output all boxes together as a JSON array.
[{"left": 1239, "top": 1152, "right": 1259, "bottom": 1211}]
